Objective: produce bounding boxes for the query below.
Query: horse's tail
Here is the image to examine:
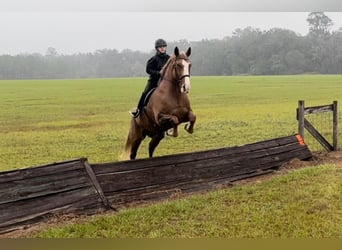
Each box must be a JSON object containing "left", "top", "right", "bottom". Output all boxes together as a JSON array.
[
  {"left": 121, "top": 137, "right": 131, "bottom": 161},
  {"left": 119, "top": 118, "right": 134, "bottom": 161}
]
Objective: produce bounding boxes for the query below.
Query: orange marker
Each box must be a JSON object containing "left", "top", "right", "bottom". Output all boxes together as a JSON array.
[{"left": 296, "top": 134, "right": 305, "bottom": 146}]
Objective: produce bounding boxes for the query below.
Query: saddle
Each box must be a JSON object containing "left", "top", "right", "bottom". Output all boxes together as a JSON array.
[{"left": 143, "top": 88, "right": 156, "bottom": 107}]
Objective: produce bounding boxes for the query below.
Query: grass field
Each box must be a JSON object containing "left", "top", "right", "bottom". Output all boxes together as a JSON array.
[
  {"left": 1, "top": 75, "right": 342, "bottom": 171},
  {"left": 1, "top": 75, "right": 342, "bottom": 238},
  {"left": 35, "top": 164, "right": 342, "bottom": 238}
]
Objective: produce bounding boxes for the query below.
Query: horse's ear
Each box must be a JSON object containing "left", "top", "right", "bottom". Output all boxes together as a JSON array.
[
  {"left": 186, "top": 47, "right": 191, "bottom": 57},
  {"left": 174, "top": 47, "right": 179, "bottom": 57}
]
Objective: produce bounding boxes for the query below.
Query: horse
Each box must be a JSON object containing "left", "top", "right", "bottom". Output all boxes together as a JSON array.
[{"left": 124, "top": 46, "right": 196, "bottom": 160}]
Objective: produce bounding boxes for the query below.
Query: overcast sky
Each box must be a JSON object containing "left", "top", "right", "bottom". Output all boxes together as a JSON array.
[{"left": 1, "top": 1, "right": 341, "bottom": 55}]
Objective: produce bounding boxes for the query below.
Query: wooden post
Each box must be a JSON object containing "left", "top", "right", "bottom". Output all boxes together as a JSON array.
[
  {"left": 82, "top": 159, "right": 113, "bottom": 210},
  {"left": 298, "top": 100, "right": 305, "bottom": 140},
  {"left": 333, "top": 100, "right": 338, "bottom": 151}
]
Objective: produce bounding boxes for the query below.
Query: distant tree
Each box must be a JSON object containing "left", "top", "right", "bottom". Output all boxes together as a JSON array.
[
  {"left": 285, "top": 50, "right": 306, "bottom": 74},
  {"left": 227, "top": 27, "right": 263, "bottom": 74},
  {"left": 306, "top": 12, "right": 334, "bottom": 72},
  {"left": 45, "top": 47, "right": 58, "bottom": 57},
  {"left": 2, "top": 13, "right": 342, "bottom": 79},
  {"left": 307, "top": 12, "right": 333, "bottom": 37}
]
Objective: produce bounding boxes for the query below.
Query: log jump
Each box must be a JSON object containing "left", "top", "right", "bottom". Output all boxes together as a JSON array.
[{"left": 0, "top": 134, "right": 312, "bottom": 234}]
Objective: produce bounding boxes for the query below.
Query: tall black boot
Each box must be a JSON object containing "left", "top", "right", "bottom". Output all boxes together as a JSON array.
[{"left": 130, "top": 92, "right": 146, "bottom": 118}]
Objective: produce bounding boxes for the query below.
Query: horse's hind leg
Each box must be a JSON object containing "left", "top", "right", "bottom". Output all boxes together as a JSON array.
[
  {"left": 184, "top": 111, "right": 196, "bottom": 134},
  {"left": 125, "top": 119, "right": 146, "bottom": 160},
  {"left": 130, "top": 135, "right": 145, "bottom": 159},
  {"left": 148, "top": 133, "right": 165, "bottom": 157}
]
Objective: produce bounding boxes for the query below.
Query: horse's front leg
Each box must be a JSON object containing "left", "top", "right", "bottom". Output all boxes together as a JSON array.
[
  {"left": 166, "top": 124, "right": 179, "bottom": 137},
  {"left": 158, "top": 114, "right": 179, "bottom": 137},
  {"left": 184, "top": 111, "right": 196, "bottom": 134}
]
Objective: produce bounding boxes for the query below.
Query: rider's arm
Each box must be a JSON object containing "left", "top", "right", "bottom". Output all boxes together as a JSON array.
[{"left": 146, "top": 57, "right": 160, "bottom": 77}]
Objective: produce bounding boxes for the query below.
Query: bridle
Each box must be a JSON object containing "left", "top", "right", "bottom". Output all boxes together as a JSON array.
[
  {"left": 161, "top": 57, "right": 191, "bottom": 93},
  {"left": 163, "top": 73, "right": 190, "bottom": 84},
  {"left": 175, "top": 57, "right": 191, "bottom": 93},
  {"left": 177, "top": 74, "right": 191, "bottom": 83}
]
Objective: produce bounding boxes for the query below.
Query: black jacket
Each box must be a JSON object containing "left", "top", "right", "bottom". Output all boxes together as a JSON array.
[{"left": 146, "top": 53, "right": 170, "bottom": 83}]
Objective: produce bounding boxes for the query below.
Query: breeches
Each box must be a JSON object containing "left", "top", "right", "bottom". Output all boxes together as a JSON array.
[{"left": 143, "top": 79, "right": 158, "bottom": 94}]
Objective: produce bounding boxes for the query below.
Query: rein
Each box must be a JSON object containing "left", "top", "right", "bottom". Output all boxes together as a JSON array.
[
  {"left": 161, "top": 75, "right": 190, "bottom": 90},
  {"left": 161, "top": 60, "right": 191, "bottom": 84},
  {"left": 178, "top": 74, "right": 191, "bottom": 82}
]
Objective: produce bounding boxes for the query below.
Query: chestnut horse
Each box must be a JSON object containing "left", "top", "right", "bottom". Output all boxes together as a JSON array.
[{"left": 124, "top": 47, "right": 196, "bottom": 159}]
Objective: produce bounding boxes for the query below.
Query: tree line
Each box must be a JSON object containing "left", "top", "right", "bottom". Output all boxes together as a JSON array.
[{"left": 1, "top": 12, "right": 341, "bottom": 80}]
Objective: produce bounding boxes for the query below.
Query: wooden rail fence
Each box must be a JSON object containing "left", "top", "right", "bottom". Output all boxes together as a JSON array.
[
  {"left": 0, "top": 134, "right": 312, "bottom": 234},
  {"left": 297, "top": 100, "right": 338, "bottom": 151}
]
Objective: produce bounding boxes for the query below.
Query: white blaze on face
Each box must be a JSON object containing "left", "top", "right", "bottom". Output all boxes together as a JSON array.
[{"left": 181, "top": 59, "right": 191, "bottom": 93}]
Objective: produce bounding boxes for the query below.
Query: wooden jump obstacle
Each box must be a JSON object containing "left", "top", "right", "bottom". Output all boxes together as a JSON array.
[
  {"left": 0, "top": 134, "right": 312, "bottom": 234},
  {"left": 297, "top": 100, "right": 338, "bottom": 151}
]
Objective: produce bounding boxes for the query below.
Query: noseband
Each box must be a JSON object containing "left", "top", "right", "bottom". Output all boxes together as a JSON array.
[{"left": 177, "top": 74, "right": 191, "bottom": 83}]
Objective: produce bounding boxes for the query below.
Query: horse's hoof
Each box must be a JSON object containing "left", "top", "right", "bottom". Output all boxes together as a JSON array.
[
  {"left": 166, "top": 128, "right": 178, "bottom": 137},
  {"left": 166, "top": 128, "right": 174, "bottom": 136},
  {"left": 184, "top": 124, "right": 194, "bottom": 134}
]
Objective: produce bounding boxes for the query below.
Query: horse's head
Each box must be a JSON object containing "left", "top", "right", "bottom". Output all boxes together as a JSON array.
[
  {"left": 164, "top": 46, "right": 192, "bottom": 94},
  {"left": 174, "top": 47, "right": 191, "bottom": 93}
]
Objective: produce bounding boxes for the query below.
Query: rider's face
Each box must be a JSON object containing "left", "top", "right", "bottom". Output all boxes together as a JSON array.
[{"left": 157, "top": 46, "right": 167, "bottom": 53}]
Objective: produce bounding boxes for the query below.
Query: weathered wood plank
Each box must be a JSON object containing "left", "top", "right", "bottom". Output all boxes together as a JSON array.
[
  {"left": 304, "top": 104, "right": 333, "bottom": 115},
  {"left": 333, "top": 101, "right": 338, "bottom": 150},
  {"left": 0, "top": 179, "right": 92, "bottom": 205},
  {"left": 102, "top": 152, "right": 303, "bottom": 203},
  {"left": 93, "top": 135, "right": 302, "bottom": 175},
  {"left": 304, "top": 118, "right": 333, "bottom": 151},
  {"left": 0, "top": 159, "right": 85, "bottom": 184},
  {"left": 106, "top": 154, "right": 300, "bottom": 206},
  {"left": 0, "top": 187, "right": 101, "bottom": 226},
  {"left": 97, "top": 142, "right": 308, "bottom": 200},
  {"left": 96, "top": 138, "right": 310, "bottom": 194},
  {"left": 105, "top": 169, "right": 276, "bottom": 206},
  {"left": 0, "top": 169, "right": 91, "bottom": 201},
  {"left": 83, "top": 160, "right": 112, "bottom": 210},
  {"left": 0, "top": 158, "right": 106, "bottom": 233}
]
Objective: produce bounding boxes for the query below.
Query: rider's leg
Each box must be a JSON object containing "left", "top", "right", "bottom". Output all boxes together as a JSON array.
[
  {"left": 131, "top": 89, "right": 150, "bottom": 117},
  {"left": 131, "top": 79, "right": 157, "bottom": 117}
]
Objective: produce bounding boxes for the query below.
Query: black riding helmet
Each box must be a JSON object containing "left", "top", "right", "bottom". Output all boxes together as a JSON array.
[{"left": 155, "top": 38, "right": 167, "bottom": 48}]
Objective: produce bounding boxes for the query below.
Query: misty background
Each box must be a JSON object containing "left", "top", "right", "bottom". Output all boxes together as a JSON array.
[{"left": 1, "top": 12, "right": 342, "bottom": 79}]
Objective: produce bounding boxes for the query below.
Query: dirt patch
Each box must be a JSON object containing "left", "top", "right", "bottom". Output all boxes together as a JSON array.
[{"left": 2, "top": 150, "right": 342, "bottom": 238}]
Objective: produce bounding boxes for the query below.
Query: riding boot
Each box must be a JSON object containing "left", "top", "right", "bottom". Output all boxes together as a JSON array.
[
  {"left": 131, "top": 92, "right": 146, "bottom": 118},
  {"left": 137, "top": 91, "right": 146, "bottom": 112}
]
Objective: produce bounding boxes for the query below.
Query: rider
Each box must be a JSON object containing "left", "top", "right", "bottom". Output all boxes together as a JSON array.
[{"left": 130, "top": 38, "right": 170, "bottom": 118}]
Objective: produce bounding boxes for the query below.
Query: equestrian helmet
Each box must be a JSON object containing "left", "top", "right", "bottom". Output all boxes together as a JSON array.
[{"left": 155, "top": 38, "right": 167, "bottom": 48}]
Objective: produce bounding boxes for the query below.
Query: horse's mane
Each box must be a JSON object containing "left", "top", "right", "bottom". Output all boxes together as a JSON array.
[
  {"left": 160, "top": 52, "right": 188, "bottom": 80},
  {"left": 160, "top": 55, "right": 175, "bottom": 80}
]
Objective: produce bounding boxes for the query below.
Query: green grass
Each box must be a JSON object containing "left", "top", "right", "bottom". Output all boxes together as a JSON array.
[
  {"left": 1, "top": 75, "right": 342, "bottom": 238},
  {"left": 35, "top": 164, "right": 342, "bottom": 238},
  {"left": 1, "top": 75, "right": 342, "bottom": 170}
]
